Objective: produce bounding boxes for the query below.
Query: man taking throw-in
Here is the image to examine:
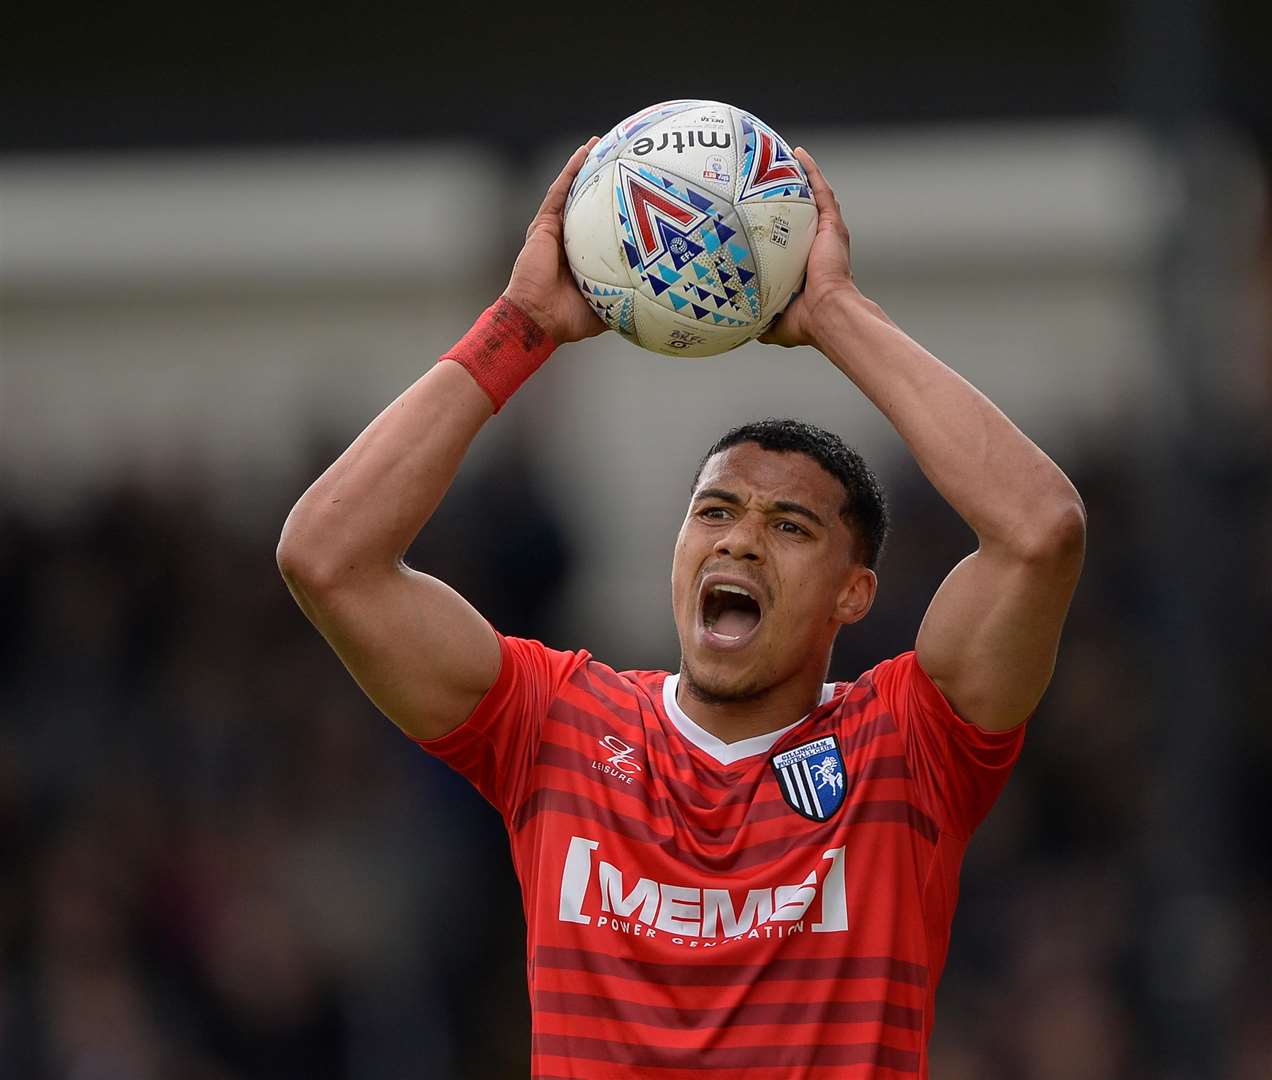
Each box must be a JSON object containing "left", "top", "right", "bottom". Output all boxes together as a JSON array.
[{"left": 277, "top": 137, "right": 1086, "bottom": 1079}]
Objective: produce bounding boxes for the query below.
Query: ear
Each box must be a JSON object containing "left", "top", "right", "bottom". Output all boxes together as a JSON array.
[{"left": 833, "top": 565, "right": 877, "bottom": 626}]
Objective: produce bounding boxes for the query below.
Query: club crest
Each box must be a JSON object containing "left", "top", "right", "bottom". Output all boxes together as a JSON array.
[{"left": 771, "top": 735, "right": 848, "bottom": 822}]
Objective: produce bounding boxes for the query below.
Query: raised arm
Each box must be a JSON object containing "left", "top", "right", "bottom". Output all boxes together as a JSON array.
[
  {"left": 762, "top": 148, "right": 1086, "bottom": 732},
  {"left": 276, "top": 139, "right": 603, "bottom": 740}
]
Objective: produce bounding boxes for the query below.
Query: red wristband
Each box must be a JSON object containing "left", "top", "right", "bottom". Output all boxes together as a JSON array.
[{"left": 442, "top": 296, "right": 556, "bottom": 413}]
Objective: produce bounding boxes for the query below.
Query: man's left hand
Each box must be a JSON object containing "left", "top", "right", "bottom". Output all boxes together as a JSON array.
[{"left": 759, "top": 147, "right": 859, "bottom": 351}]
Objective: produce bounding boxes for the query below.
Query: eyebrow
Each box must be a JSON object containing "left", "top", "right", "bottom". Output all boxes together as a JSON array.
[{"left": 693, "top": 488, "right": 827, "bottom": 529}]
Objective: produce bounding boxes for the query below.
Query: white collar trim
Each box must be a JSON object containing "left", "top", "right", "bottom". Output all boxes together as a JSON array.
[{"left": 661, "top": 674, "right": 837, "bottom": 766}]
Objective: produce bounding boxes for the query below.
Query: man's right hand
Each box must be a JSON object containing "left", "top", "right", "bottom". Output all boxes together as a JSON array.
[{"left": 503, "top": 137, "right": 607, "bottom": 345}]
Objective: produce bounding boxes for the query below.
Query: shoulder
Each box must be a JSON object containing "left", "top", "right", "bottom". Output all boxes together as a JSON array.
[
  {"left": 497, "top": 632, "right": 591, "bottom": 682},
  {"left": 509, "top": 638, "right": 670, "bottom": 714},
  {"left": 829, "top": 651, "right": 930, "bottom": 709}
]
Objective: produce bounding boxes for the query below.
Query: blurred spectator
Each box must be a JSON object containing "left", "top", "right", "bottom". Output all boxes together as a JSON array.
[{"left": 1, "top": 430, "right": 1268, "bottom": 1078}]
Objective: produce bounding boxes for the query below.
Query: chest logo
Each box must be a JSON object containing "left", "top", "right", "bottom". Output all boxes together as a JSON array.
[
  {"left": 771, "top": 735, "right": 847, "bottom": 822},
  {"left": 596, "top": 734, "right": 643, "bottom": 781}
]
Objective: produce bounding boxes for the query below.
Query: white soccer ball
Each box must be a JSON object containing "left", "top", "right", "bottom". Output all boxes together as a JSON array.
[{"left": 564, "top": 100, "right": 817, "bottom": 357}]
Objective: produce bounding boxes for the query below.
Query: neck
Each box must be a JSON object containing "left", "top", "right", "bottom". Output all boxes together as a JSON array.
[{"left": 675, "top": 668, "right": 828, "bottom": 745}]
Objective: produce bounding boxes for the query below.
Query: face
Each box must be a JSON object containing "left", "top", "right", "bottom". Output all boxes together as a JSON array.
[{"left": 671, "top": 443, "right": 877, "bottom": 703}]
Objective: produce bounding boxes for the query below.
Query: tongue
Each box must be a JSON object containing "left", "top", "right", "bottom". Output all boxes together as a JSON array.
[{"left": 713, "top": 606, "right": 760, "bottom": 639}]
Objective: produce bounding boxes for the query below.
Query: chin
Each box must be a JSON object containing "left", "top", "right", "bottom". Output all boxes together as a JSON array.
[{"left": 679, "top": 657, "right": 771, "bottom": 705}]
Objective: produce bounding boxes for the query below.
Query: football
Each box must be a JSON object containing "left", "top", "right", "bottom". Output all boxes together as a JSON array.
[{"left": 564, "top": 101, "right": 817, "bottom": 357}]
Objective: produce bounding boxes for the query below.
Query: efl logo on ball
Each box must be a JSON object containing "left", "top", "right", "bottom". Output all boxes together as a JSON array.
[{"left": 563, "top": 101, "right": 816, "bottom": 358}]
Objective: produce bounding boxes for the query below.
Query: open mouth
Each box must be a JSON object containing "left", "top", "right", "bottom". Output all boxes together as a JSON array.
[{"left": 699, "top": 579, "right": 763, "bottom": 646}]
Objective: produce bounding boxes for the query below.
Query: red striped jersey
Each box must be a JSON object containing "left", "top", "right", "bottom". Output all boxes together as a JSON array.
[{"left": 416, "top": 633, "right": 1026, "bottom": 1079}]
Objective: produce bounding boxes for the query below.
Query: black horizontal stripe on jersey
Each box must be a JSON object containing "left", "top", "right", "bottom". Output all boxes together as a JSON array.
[
  {"left": 513, "top": 786, "right": 850, "bottom": 872},
  {"left": 649, "top": 745, "right": 912, "bottom": 823},
  {"left": 837, "top": 711, "right": 899, "bottom": 755},
  {"left": 533, "top": 742, "right": 916, "bottom": 841},
  {"left": 534, "top": 988, "right": 923, "bottom": 1031},
  {"left": 549, "top": 686, "right": 646, "bottom": 739},
  {"left": 578, "top": 662, "right": 643, "bottom": 710},
  {"left": 514, "top": 783, "right": 939, "bottom": 863},
  {"left": 532, "top": 1032, "right": 920, "bottom": 1072},
  {"left": 535, "top": 945, "right": 929, "bottom": 988}
]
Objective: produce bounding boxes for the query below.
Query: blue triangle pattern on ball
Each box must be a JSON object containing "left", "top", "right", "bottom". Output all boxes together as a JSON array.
[
  {"left": 687, "top": 189, "right": 714, "bottom": 212},
  {"left": 623, "top": 240, "right": 640, "bottom": 268},
  {"left": 618, "top": 295, "right": 636, "bottom": 334}
]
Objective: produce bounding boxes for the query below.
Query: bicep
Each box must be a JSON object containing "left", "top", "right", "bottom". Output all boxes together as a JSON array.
[
  {"left": 285, "top": 564, "right": 501, "bottom": 741},
  {"left": 915, "top": 535, "right": 1084, "bottom": 732}
]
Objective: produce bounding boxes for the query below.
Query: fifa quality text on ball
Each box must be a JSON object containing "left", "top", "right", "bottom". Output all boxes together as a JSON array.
[{"left": 563, "top": 101, "right": 816, "bottom": 358}]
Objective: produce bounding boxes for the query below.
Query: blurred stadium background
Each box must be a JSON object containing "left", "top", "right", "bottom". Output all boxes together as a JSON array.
[{"left": 2, "top": 6, "right": 1270, "bottom": 1078}]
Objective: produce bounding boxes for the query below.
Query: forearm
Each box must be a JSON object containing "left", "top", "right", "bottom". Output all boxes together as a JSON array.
[
  {"left": 814, "top": 288, "right": 1083, "bottom": 553},
  {"left": 278, "top": 138, "right": 600, "bottom": 598},
  {"left": 277, "top": 360, "right": 495, "bottom": 586}
]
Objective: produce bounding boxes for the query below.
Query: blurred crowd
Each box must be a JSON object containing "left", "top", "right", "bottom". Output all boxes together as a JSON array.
[{"left": 1, "top": 429, "right": 1269, "bottom": 1079}]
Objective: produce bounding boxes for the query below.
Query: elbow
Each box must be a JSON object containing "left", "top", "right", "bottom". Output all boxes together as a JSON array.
[
  {"left": 276, "top": 522, "right": 317, "bottom": 592},
  {"left": 276, "top": 509, "right": 396, "bottom": 597},
  {"left": 275, "top": 530, "right": 308, "bottom": 587},
  {"left": 276, "top": 512, "right": 343, "bottom": 596},
  {"left": 1015, "top": 487, "right": 1087, "bottom": 568}
]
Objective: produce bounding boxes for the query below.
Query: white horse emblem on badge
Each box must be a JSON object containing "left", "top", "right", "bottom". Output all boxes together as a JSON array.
[{"left": 810, "top": 755, "right": 843, "bottom": 795}]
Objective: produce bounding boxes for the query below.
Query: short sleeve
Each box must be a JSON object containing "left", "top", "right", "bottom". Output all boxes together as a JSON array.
[
  {"left": 870, "top": 650, "right": 1027, "bottom": 839},
  {"left": 412, "top": 632, "right": 589, "bottom": 820}
]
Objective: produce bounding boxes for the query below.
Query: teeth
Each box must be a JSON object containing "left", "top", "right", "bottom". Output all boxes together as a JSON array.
[{"left": 714, "top": 584, "right": 753, "bottom": 599}]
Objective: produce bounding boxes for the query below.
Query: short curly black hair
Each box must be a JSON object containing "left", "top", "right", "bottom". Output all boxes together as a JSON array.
[{"left": 692, "top": 418, "right": 889, "bottom": 569}]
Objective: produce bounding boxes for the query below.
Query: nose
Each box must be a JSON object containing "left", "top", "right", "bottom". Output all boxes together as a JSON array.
[{"left": 713, "top": 514, "right": 765, "bottom": 562}]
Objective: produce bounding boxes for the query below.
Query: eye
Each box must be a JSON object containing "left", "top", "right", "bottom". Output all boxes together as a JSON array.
[
  {"left": 776, "top": 519, "right": 809, "bottom": 536},
  {"left": 698, "top": 505, "right": 731, "bottom": 521}
]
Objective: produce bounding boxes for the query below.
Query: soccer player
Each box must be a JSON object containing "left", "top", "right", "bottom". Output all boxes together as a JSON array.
[{"left": 277, "top": 138, "right": 1086, "bottom": 1078}]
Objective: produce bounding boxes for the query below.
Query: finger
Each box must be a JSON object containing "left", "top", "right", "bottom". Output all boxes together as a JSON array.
[
  {"left": 535, "top": 136, "right": 600, "bottom": 220},
  {"left": 757, "top": 327, "right": 792, "bottom": 348},
  {"left": 794, "top": 146, "right": 843, "bottom": 224}
]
